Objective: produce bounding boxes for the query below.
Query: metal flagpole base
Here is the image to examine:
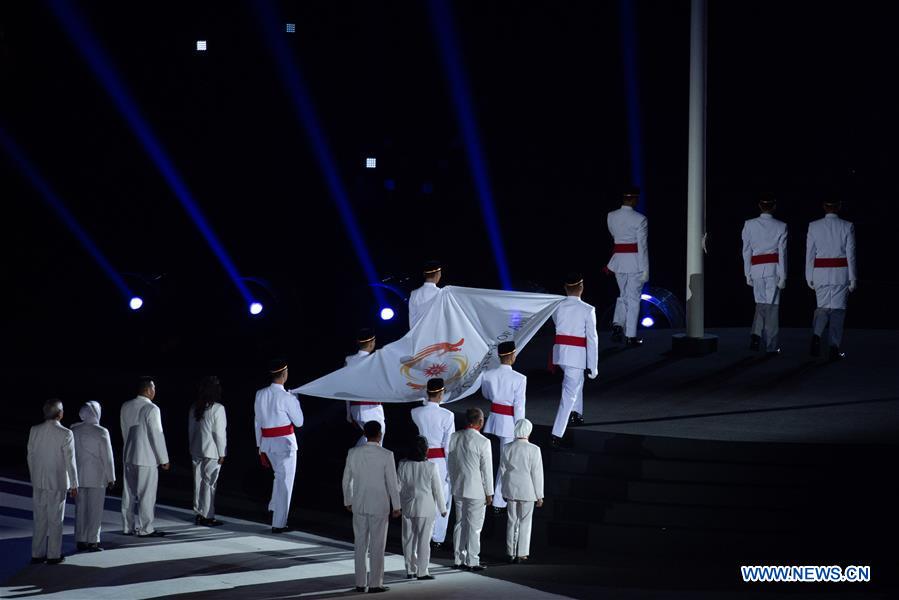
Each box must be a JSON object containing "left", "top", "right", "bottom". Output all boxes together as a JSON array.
[{"left": 671, "top": 333, "right": 718, "bottom": 357}]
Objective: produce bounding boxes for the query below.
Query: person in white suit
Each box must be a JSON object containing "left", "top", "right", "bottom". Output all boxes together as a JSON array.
[
  {"left": 481, "top": 340, "right": 526, "bottom": 512},
  {"left": 342, "top": 421, "right": 401, "bottom": 594},
  {"left": 498, "top": 419, "right": 544, "bottom": 564},
  {"left": 410, "top": 377, "right": 455, "bottom": 549},
  {"left": 448, "top": 408, "right": 493, "bottom": 571},
  {"left": 408, "top": 260, "right": 442, "bottom": 329},
  {"left": 120, "top": 377, "right": 170, "bottom": 537},
  {"left": 806, "top": 199, "right": 857, "bottom": 359},
  {"left": 189, "top": 376, "right": 227, "bottom": 526},
  {"left": 551, "top": 273, "right": 599, "bottom": 447},
  {"left": 72, "top": 401, "right": 115, "bottom": 552},
  {"left": 398, "top": 436, "right": 447, "bottom": 580},
  {"left": 28, "top": 399, "right": 78, "bottom": 564},
  {"left": 345, "top": 329, "right": 385, "bottom": 448},
  {"left": 741, "top": 194, "right": 788, "bottom": 354},
  {"left": 255, "top": 359, "right": 304, "bottom": 533},
  {"left": 606, "top": 187, "right": 649, "bottom": 346}
]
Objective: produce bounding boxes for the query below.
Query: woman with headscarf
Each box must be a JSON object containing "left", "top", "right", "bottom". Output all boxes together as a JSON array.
[
  {"left": 397, "top": 435, "right": 446, "bottom": 580},
  {"left": 72, "top": 401, "right": 115, "bottom": 551},
  {"left": 498, "top": 418, "right": 544, "bottom": 563},
  {"left": 188, "top": 376, "right": 227, "bottom": 526}
]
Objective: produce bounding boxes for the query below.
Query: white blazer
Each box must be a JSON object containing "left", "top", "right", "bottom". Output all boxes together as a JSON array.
[
  {"left": 408, "top": 282, "right": 440, "bottom": 328},
  {"left": 342, "top": 443, "right": 401, "bottom": 515},
  {"left": 397, "top": 459, "right": 446, "bottom": 518},
  {"left": 606, "top": 205, "right": 649, "bottom": 274},
  {"left": 806, "top": 214, "right": 857, "bottom": 286},
  {"left": 120, "top": 396, "right": 169, "bottom": 467},
  {"left": 72, "top": 422, "right": 115, "bottom": 488},
  {"left": 27, "top": 420, "right": 78, "bottom": 490},
  {"left": 410, "top": 402, "right": 455, "bottom": 455},
  {"left": 448, "top": 428, "right": 493, "bottom": 500},
  {"left": 742, "top": 214, "right": 788, "bottom": 280},
  {"left": 188, "top": 402, "right": 227, "bottom": 459},
  {"left": 254, "top": 384, "right": 304, "bottom": 455},
  {"left": 481, "top": 365, "right": 527, "bottom": 439},
  {"left": 551, "top": 296, "right": 599, "bottom": 374},
  {"left": 499, "top": 439, "right": 545, "bottom": 502}
]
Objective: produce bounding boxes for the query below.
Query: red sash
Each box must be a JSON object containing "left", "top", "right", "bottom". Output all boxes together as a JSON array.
[
  {"left": 491, "top": 403, "right": 514, "bottom": 416},
  {"left": 614, "top": 243, "right": 638, "bottom": 253},
  {"left": 427, "top": 448, "right": 446, "bottom": 459},
  {"left": 751, "top": 253, "right": 778, "bottom": 265},
  {"left": 261, "top": 424, "right": 294, "bottom": 438},
  {"left": 814, "top": 257, "right": 848, "bottom": 268},
  {"left": 555, "top": 334, "right": 587, "bottom": 347}
]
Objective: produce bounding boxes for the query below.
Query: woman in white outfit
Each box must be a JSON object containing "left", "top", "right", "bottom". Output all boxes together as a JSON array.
[
  {"left": 397, "top": 436, "right": 446, "bottom": 580},
  {"left": 72, "top": 401, "right": 115, "bottom": 552},
  {"left": 188, "top": 376, "right": 227, "bottom": 526},
  {"left": 499, "top": 419, "right": 544, "bottom": 563}
]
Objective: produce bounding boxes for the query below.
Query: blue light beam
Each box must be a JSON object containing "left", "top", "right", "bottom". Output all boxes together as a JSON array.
[{"left": 620, "top": 0, "right": 647, "bottom": 213}]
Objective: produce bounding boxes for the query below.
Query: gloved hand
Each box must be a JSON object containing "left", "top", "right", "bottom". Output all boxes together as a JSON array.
[
  {"left": 777, "top": 277, "right": 786, "bottom": 290},
  {"left": 849, "top": 280, "right": 857, "bottom": 292},
  {"left": 587, "top": 370, "right": 598, "bottom": 380},
  {"left": 639, "top": 271, "right": 649, "bottom": 283},
  {"left": 746, "top": 276, "right": 754, "bottom": 287},
  {"left": 807, "top": 280, "right": 815, "bottom": 290},
  {"left": 259, "top": 452, "right": 271, "bottom": 469}
]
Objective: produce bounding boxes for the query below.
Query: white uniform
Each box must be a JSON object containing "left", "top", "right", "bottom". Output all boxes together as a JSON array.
[
  {"left": 120, "top": 395, "right": 169, "bottom": 535},
  {"left": 806, "top": 214, "right": 856, "bottom": 348},
  {"left": 408, "top": 282, "right": 440, "bottom": 329},
  {"left": 607, "top": 205, "right": 649, "bottom": 338},
  {"left": 448, "top": 427, "right": 493, "bottom": 567},
  {"left": 28, "top": 419, "right": 78, "bottom": 560},
  {"left": 480, "top": 365, "right": 526, "bottom": 508},
  {"left": 72, "top": 403, "right": 114, "bottom": 546},
  {"left": 342, "top": 443, "right": 401, "bottom": 589},
  {"left": 410, "top": 401, "right": 454, "bottom": 543},
  {"left": 255, "top": 383, "right": 304, "bottom": 529},
  {"left": 397, "top": 460, "right": 445, "bottom": 577},
  {"left": 498, "top": 439, "right": 544, "bottom": 558},
  {"left": 344, "top": 351, "right": 386, "bottom": 447},
  {"left": 742, "top": 213, "right": 788, "bottom": 351},
  {"left": 551, "top": 296, "right": 599, "bottom": 438},
  {"left": 188, "top": 402, "right": 227, "bottom": 519}
]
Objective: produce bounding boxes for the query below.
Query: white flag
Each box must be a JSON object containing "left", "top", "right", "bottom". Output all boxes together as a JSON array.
[{"left": 295, "top": 286, "right": 564, "bottom": 403}]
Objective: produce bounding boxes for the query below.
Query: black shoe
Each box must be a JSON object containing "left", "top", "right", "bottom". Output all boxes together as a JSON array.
[
  {"left": 367, "top": 587, "right": 389, "bottom": 593},
  {"left": 122, "top": 530, "right": 134, "bottom": 536},
  {"left": 611, "top": 325, "right": 624, "bottom": 343},
  {"left": 551, "top": 435, "right": 569, "bottom": 450},
  {"left": 626, "top": 337, "right": 644, "bottom": 347},
  {"left": 470, "top": 565, "right": 487, "bottom": 572},
  {"left": 272, "top": 526, "right": 290, "bottom": 534},
  {"left": 202, "top": 518, "right": 224, "bottom": 527},
  {"left": 30, "top": 557, "right": 45, "bottom": 565},
  {"left": 568, "top": 411, "right": 584, "bottom": 426},
  {"left": 87, "top": 544, "right": 103, "bottom": 552},
  {"left": 46, "top": 557, "right": 65, "bottom": 565},
  {"left": 137, "top": 530, "right": 166, "bottom": 538},
  {"left": 518, "top": 556, "right": 529, "bottom": 564},
  {"left": 749, "top": 334, "right": 761, "bottom": 351},
  {"left": 355, "top": 587, "right": 367, "bottom": 592},
  {"left": 453, "top": 563, "right": 465, "bottom": 570},
  {"left": 829, "top": 346, "right": 845, "bottom": 361},
  {"left": 491, "top": 506, "right": 505, "bottom": 515},
  {"left": 406, "top": 573, "right": 415, "bottom": 579},
  {"left": 195, "top": 514, "right": 203, "bottom": 525},
  {"left": 810, "top": 334, "right": 821, "bottom": 357},
  {"left": 417, "top": 575, "right": 435, "bottom": 580},
  {"left": 508, "top": 555, "right": 518, "bottom": 564},
  {"left": 76, "top": 542, "right": 89, "bottom": 551},
  {"left": 430, "top": 541, "right": 442, "bottom": 550},
  {"left": 766, "top": 348, "right": 781, "bottom": 356}
]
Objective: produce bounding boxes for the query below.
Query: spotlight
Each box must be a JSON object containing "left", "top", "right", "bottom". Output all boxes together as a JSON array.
[
  {"left": 249, "top": 301, "right": 263, "bottom": 315},
  {"left": 129, "top": 296, "right": 144, "bottom": 311},
  {"left": 641, "top": 316, "right": 655, "bottom": 328},
  {"left": 196, "top": 40, "right": 207, "bottom": 52},
  {"left": 641, "top": 293, "right": 653, "bottom": 301},
  {"left": 365, "top": 157, "right": 377, "bottom": 169},
  {"left": 384, "top": 179, "right": 396, "bottom": 191},
  {"left": 285, "top": 23, "right": 296, "bottom": 33},
  {"left": 380, "top": 307, "right": 395, "bottom": 321}
]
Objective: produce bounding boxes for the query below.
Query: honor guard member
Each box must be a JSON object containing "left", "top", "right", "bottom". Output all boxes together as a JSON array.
[
  {"left": 398, "top": 436, "right": 447, "bottom": 580},
  {"left": 254, "top": 359, "right": 304, "bottom": 533},
  {"left": 498, "top": 419, "right": 544, "bottom": 564},
  {"left": 189, "top": 376, "right": 227, "bottom": 526},
  {"left": 481, "top": 341, "right": 526, "bottom": 513},
  {"left": 806, "top": 199, "right": 857, "bottom": 359},
  {"left": 410, "top": 378, "right": 455, "bottom": 549},
  {"left": 345, "top": 329, "right": 385, "bottom": 447},
  {"left": 551, "top": 274, "right": 599, "bottom": 448},
  {"left": 408, "top": 260, "right": 442, "bottom": 329},
  {"left": 741, "top": 193, "right": 788, "bottom": 354},
  {"left": 607, "top": 187, "right": 649, "bottom": 346},
  {"left": 28, "top": 399, "right": 78, "bottom": 564},
  {"left": 72, "top": 401, "right": 115, "bottom": 552},
  {"left": 447, "top": 408, "right": 493, "bottom": 571},
  {"left": 120, "top": 377, "right": 170, "bottom": 537}
]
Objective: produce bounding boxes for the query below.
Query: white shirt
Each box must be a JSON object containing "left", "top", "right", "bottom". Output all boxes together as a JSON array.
[
  {"left": 606, "top": 205, "right": 649, "bottom": 274},
  {"left": 742, "top": 213, "right": 788, "bottom": 280},
  {"left": 552, "top": 296, "right": 599, "bottom": 373},
  {"left": 28, "top": 420, "right": 78, "bottom": 490},
  {"left": 408, "top": 282, "right": 440, "bottom": 328},
  {"left": 342, "top": 442, "right": 401, "bottom": 515},
  {"left": 188, "top": 402, "right": 227, "bottom": 459},
  {"left": 410, "top": 401, "right": 455, "bottom": 454},
  {"left": 72, "top": 422, "right": 115, "bottom": 488},
  {"left": 499, "top": 439, "right": 544, "bottom": 502},
  {"left": 806, "top": 214, "right": 857, "bottom": 286},
  {"left": 448, "top": 428, "right": 493, "bottom": 500},
  {"left": 397, "top": 459, "right": 446, "bottom": 518},
  {"left": 481, "top": 365, "right": 527, "bottom": 439},
  {"left": 120, "top": 395, "right": 169, "bottom": 467},
  {"left": 254, "top": 383, "right": 304, "bottom": 455}
]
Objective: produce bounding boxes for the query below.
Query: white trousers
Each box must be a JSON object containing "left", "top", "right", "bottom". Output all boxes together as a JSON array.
[
  {"left": 353, "top": 418, "right": 386, "bottom": 448},
  {"left": 814, "top": 284, "right": 849, "bottom": 348},
  {"left": 32, "top": 488, "right": 66, "bottom": 559},
  {"left": 751, "top": 303, "right": 780, "bottom": 352},
  {"left": 76, "top": 487, "right": 105, "bottom": 544},
  {"left": 123, "top": 464, "right": 158, "bottom": 535},
  {"left": 552, "top": 367, "right": 585, "bottom": 438},
  {"left": 613, "top": 272, "right": 643, "bottom": 337},
  {"left": 353, "top": 512, "right": 389, "bottom": 588},
  {"left": 815, "top": 283, "right": 849, "bottom": 310},
  {"left": 491, "top": 436, "right": 513, "bottom": 509},
  {"left": 268, "top": 451, "right": 296, "bottom": 528},
  {"left": 428, "top": 457, "right": 450, "bottom": 542},
  {"left": 506, "top": 500, "right": 535, "bottom": 557},
  {"left": 401, "top": 514, "right": 434, "bottom": 576},
  {"left": 192, "top": 457, "right": 222, "bottom": 519},
  {"left": 453, "top": 496, "right": 486, "bottom": 567}
]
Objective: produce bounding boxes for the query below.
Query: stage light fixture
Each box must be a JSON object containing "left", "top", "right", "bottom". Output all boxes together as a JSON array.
[
  {"left": 641, "top": 316, "right": 655, "bottom": 328},
  {"left": 285, "top": 23, "right": 296, "bottom": 33},
  {"left": 249, "top": 301, "right": 263, "bottom": 315},
  {"left": 366, "top": 157, "right": 377, "bottom": 169},
  {"left": 380, "top": 307, "right": 395, "bottom": 321},
  {"left": 129, "top": 296, "right": 144, "bottom": 311},
  {"left": 196, "top": 40, "right": 207, "bottom": 51},
  {"left": 641, "top": 293, "right": 652, "bottom": 301}
]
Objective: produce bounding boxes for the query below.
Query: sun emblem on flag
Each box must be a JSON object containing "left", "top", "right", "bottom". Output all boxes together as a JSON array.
[
  {"left": 400, "top": 339, "right": 469, "bottom": 390},
  {"left": 424, "top": 364, "right": 448, "bottom": 377}
]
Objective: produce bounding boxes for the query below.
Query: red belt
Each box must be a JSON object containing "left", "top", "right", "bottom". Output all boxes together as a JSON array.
[
  {"left": 613, "top": 243, "right": 638, "bottom": 253},
  {"left": 751, "top": 253, "right": 779, "bottom": 265},
  {"left": 427, "top": 448, "right": 446, "bottom": 459},
  {"left": 555, "top": 334, "right": 587, "bottom": 347},
  {"left": 491, "top": 403, "right": 514, "bottom": 416},
  {"left": 814, "top": 257, "right": 848, "bottom": 268},
  {"left": 350, "top": 401, "right": 382, "bottom": 406},
  {"left": 261, "top": 424, "right": 294, "bottom": 438}
]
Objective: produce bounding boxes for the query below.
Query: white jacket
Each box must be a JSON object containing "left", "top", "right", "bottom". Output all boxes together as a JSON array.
[
  {"left": 552, "top": 296, "right": 599, "bottom": 374},
  {"left": 410, "top": 402, "right": 455, "bottom": 455},
  {"left": 71, "top": 422, "right": 115, "bottom": 488},
  {"left": 27, "top": 420, "right": 78, "bottom": 490},
  {"left": 188, "top": 402, "right": 227, "bottom": 459},
  {"left": 741, "top": 213, "right": 788, "bottom": 280},
  {"left": 397, "top": 459, "right": 446, "bottom": 518},
  {"left": 120, "top": 396, "right": 169, "bottom": 467},
  {"left": 499, "top": 439, "right": 544, "bottom": 502},
  {"left": 254, "top": 383, "right": 304, "bottom": 455},
  {"left": 408, "top": 282, "right": 440, "bottom": 328},
  {"left": 606, "top": 205, "right": 649, "bottom": 274},
  {"left": 342, "top": 442, "right": 401, "bottom": 515},
  {"left": 806, "top": 214, "right": 857, "bottom": 286},
  {"left": 448, "top": 428, "right": 493, "bottom": 500},
  {"left": 481, "top": 365, "right": 526, "bottom": 439}
]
